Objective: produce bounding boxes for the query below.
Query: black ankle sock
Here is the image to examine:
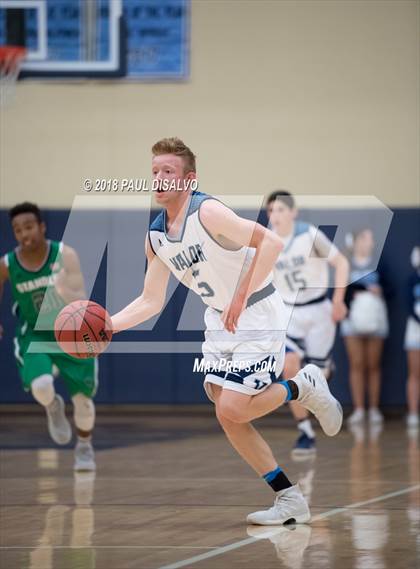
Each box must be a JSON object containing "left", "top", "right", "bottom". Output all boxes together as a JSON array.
[
  {"left": 263, "top": 467, "right": 293, "bottom": 492},
  {"left": 286, "top": 380, "right": 299, "bottom": 400},
  {"left": 269, "top": 471, "right": 293, "bottom": 492}
]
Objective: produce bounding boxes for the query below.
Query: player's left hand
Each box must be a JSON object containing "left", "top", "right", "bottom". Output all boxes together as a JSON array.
[
  {"left": 331, "top": 299, "right": 347, "bottom": 322},
  {"left": 221, "top": 293, "right": 247, "bottom": 333}
]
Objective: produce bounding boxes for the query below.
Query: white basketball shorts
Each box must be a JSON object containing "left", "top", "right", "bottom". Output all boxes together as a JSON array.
[
  {"left": 284, "top": 298, "right": 336, "bottom": 368},
  {"left": 202, "top": 289, "right": 287, "bottom": 402}
]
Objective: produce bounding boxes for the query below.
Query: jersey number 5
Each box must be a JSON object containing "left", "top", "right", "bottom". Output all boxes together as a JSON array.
[
  {"left": 193, "top": 269, "right": 215, "bottom": 298},
  {"left": 197, "top": 281, "right": 215, "bottom": 298}
]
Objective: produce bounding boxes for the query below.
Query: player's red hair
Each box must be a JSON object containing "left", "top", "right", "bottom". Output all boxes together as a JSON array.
[{"left": 152, "top": 137, "right": 196, "bottom": 174}]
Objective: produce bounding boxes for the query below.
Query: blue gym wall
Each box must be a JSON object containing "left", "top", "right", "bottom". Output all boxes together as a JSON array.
[{"left": 0, "top": 207, "right": 419, "bottom": 406}]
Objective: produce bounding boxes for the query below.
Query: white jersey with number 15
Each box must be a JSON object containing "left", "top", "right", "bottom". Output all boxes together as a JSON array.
[{"left": 273, "top": 221, "right": 338, "bottom": 305}]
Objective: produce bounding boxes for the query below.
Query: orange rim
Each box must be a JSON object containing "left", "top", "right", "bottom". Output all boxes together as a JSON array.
[{"left": 0, "top": 45, "right": 27, "bottom": 73}]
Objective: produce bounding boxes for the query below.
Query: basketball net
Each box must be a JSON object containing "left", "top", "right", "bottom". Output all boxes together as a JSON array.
[{"left": 0, "top": 45, "right": 26, "bottom": 107}]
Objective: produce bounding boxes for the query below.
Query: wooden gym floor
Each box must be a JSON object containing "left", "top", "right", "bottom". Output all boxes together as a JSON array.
[{"left": 0, "top": 410, "right": 419, "bottom": 569}]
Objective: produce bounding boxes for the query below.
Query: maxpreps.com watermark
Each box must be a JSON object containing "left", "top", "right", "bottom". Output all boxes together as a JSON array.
[
  {"left": 82, "top": 178, "right": 198, "bottom": 192},
  {"left": 192, "top": 358, "right": 276, "bottom": 374}
]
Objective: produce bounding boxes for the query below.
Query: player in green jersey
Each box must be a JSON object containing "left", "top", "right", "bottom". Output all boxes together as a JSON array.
[{"left": 0, "top": 202, "right": 98, "bottom": 471}]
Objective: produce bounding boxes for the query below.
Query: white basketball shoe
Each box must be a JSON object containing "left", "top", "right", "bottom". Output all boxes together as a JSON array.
[
  {"left": 293, "top": 364, "right": 343, "bottom": 437},
  {"left": 46, "top": 395, "right": 72, "bottom": 445},
  {"left": 247, "top": 485, "right": 311, "bottom": 525}
]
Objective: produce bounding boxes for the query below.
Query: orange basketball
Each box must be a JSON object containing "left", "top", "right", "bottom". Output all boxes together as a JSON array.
[{"left": 54, "top": 300, "right": 113, "bottom": 359}]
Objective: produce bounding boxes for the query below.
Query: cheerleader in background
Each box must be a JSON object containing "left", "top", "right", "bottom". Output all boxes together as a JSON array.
[
  {"left": 341, "top": 229, "right": 390, "bottom": 426},
  {"left": 405, "top": 246, "right": 420, "bottom": 428}
]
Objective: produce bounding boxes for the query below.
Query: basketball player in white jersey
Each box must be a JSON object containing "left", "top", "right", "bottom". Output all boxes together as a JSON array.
[
  {"left": 267, "top": 191, "right": 349, "bottom": 457},
  {"left": 111, "top": 138, "right": 343, "bottom": 525}
]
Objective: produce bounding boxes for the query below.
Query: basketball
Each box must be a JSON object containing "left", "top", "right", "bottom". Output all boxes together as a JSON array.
[{"left": 54, "top": 300, "right": 113, "bottom": 359}]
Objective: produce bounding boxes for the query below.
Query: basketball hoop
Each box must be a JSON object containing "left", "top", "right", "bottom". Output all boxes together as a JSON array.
[{"left": 0, "top": 45, "right": 26, "bottom": 107}]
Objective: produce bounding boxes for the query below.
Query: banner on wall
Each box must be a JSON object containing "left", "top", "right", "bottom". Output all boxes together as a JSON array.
[{"left": 124, "top": 0, "right": 190, "bottom": 79}]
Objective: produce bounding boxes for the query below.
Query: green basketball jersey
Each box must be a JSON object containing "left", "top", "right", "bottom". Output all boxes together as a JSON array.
[{"left": 5, "top": 240, "right": 66, "bottom": 332}]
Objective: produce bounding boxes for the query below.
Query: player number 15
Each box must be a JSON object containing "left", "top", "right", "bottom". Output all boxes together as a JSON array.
[{"left": 284, "top": 270, "right": 307, "bottom": 292}]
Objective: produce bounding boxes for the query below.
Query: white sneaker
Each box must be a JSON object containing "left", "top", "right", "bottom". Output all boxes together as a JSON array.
[
  {"left": 407, "top": 414, "right": 419, "bottom": 428},
  {"left": 368, "top": 408, "right": 383, "bottom": 425},
  {"left": 347, "top": 408, "right": 365, "bottom": 426},
  {"left": 246, "top": 485, "right": 311, "bottom": 525},
  {"left": 46, "top": 395, "right": 72, "bottom": 445},
  {"left": 293, "top": 364, "right": 343, "bottom": 437},
  {"left": 74, "top": 440, "right": 96, "bottom": 472}
]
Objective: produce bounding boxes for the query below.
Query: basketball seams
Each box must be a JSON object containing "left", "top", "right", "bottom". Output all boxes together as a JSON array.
[
  {"left": 85, "top": 304, "right": 111, "bottom": 321},
  {"left": 55, "top": 300, "right": 112, "bottom": 358},
  {"left": 83, "top": 308, "right": 112, "bottom": 337},
  {"left": 55, "top": 301, "right": 97, "bottom": 331},
  {"left": 57, "top": 313, "right": 77, "bottom": 342},
  {"left": 83, "top": 316, "right": 102, "bottom": 347},
  {"left": 73, "top": 327, "right": 81, "bottom": 358},
  {"left": 55, "top": 313, "right": 80, "bottom": 358},
  {"left": 56, "top": 308, "right": 82, "bottom": 331},
  {"left": 55, "top": 301, "right": 90, "bottom": 330}
]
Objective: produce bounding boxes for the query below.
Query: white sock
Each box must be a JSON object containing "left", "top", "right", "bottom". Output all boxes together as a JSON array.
[{"left": 298, "top": 419, "right": 315, "bottom": 439}]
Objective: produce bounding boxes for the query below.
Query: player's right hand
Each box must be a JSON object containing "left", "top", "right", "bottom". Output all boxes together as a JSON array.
[{"left": 221, "top": 293, "right": 247, "bottom": 333}]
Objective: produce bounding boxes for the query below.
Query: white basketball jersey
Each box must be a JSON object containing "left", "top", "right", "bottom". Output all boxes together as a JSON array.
[
  {"left": 148, "top": 192, "right": 272, "bottom": 312},
  {"left": 273, "top": 221, "right": 338, "bottom": 304}
]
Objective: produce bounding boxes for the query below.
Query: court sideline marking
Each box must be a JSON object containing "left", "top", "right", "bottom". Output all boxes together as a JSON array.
[{"left": 158, "top": 483, "right": 420, "bottom": 569}]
